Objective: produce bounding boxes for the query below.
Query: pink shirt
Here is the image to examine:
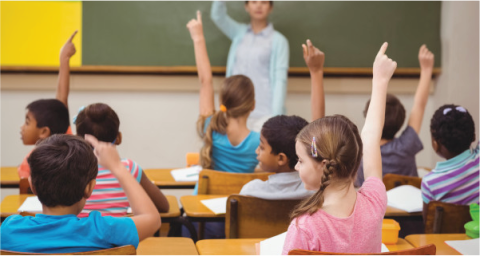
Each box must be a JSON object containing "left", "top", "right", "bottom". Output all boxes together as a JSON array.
[{"left": 282, "top": 177, "right": 387, "bottom": 254}]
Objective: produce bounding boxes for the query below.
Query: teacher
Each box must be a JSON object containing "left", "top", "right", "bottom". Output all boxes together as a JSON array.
[{"left": 211, "top": 1, "right": 289, "bottom": 132}]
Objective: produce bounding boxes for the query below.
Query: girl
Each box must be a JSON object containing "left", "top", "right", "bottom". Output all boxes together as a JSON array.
[
  {"left": 75, "top": 103, "right": 169, "bottom": 217},
  {"left": 210, "top": 1, "right": 289, "bottom": 131},
  {"left": 282, "top": 43, "right": 397, "bottom": 254},
  {"left": 421, "top": 104, "right": 478, "bottom": 218}
]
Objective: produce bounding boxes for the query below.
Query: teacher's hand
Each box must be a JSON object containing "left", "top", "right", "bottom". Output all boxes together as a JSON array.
[
  {"left": 187, "top": 11, "right": 205, "bottom": 42},
  {"left": 302, "top": 39, "right": 325, "bottom": 73}
]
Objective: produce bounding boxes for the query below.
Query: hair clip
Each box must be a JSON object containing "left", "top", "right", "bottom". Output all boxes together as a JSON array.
[
  {"left": 443, "top": 106, "right": 467, "bottom": 115},
  {"left": 72, "top": 105, "right": 86, "bottom": 124},
  {"left": 311, "top": 136, "right": 318, "bottom": 157},
  {"left": 220, "top": 104, "right": 227, "bottom": 112}
]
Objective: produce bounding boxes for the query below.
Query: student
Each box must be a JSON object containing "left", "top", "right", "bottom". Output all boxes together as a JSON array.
[
  {"left": 421, "top": 104, "right": 479, "bottom": 218},
  {"left": 239, "top": 39, "right": 325, "bottom": 200},
  {"left": 18, "top": 31, "right": 77, "bottom": 178},
  {"left": 75, "top": 103, "right": 169, "bottom": 217},
  {"left": 356, "top": 45, "right": 435, "bottom": 186},
  {"left": 187, "top": 11, "right": 259, "bottom": 194},
  {"left": 210, "top": 1, "right": 289, "bottom": 132},
  {"left": 1, "top": 134, "right": 160, "bottom": 253},
  {"left": 282, "top": 43, "right": 396, "bottom": 254}
]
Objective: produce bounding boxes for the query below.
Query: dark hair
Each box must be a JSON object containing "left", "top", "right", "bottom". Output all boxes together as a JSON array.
[
  {"left": 28, "top": 134, "right": 98, "bottom": 207},
  {"left": 75, "top": 103, "right": 120, "bottom": 143},
  {"left": 430, "top": 104, "right": 475, "bottom": 156},
  {"left": 262, "top": 115, "right": 308, "bottom": 169},
  {"left": 245, "top": 1, "right": 273, "bottom": 6},
  {"left": 291, "top": 115, "right": 362, "bottom": 220},
  {"left": 364, "top": 94, "right": 405, "bottom": 140},
  {"left": 197, "top": 75, "right": 255, "bottom": 169},
  {"left": 26, "top": 99, "right": 70, "bottom": 135}
]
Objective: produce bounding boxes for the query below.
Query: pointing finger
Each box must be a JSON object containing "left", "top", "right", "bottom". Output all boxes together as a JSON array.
[
  {"left": 68, "top": 30, "right": 78, "bottom": 42},
  {"left": 376, "top": 42, "right": 388, "bottom": 58},
  {"left": 307, "top": 39, "right": 314, "bottom": 56},
  {"left": 302, "top": 44, "right": 307, "bottom": 57},
  {"left": 197, "top": 10, "right": 202, "bottom": 23}
]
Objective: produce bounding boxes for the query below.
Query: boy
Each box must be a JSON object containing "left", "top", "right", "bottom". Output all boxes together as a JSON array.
[
  {"left": 240, "top": 39, "right": 325, "bottom": 200},
  {"left": 18, "top": 31, "right": 77, "bottom": 178},
  {"left": 1, "top": 134, "right": 161, "bottom": 253},
  {"left": 356, "top": 45, "right": 434, "bottom": 186}
]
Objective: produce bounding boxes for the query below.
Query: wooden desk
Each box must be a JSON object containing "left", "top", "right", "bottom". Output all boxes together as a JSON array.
[
  {"left": 195, "top": 238, "right": 413, "bottom": 255},
  {"left": 405, "top": 233, "right": 472, "bottom": 255},
  {"left": 138, "top": 237, "right": 198, "bottom": 255},
  {"left": 180, "top": 195, "right": 227, "bottom": 218},
  {"left": 0, "top": 194, "right": 180, "bottom": 220},
  {"left": 1, "top": 167, "right": 19, "bottom": 187},
  {"left": 385, "top": 206, "right": 422, "bottom": 217},
  {"left": 144, "top": 168, "right": 196, "bottom": 189}
]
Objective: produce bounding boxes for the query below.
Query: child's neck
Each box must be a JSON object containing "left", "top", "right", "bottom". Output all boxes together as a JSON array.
[
  {"left": 321, "top": 181, "right": 357, "bottom": 218},
  {"left": 226, "top": 115, "right": 250, "bottom": 146},
  {"left": 42, "top": 202, "right": 84, "bottom": 216},
  {"left": 275, "top": 165, "right": 295, "bottom": 174},
  {"left": 250, "top": 19, "right": 268, "bottom": 34}
]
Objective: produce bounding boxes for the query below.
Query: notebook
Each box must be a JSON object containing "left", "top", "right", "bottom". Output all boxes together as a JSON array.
[
  {"left": 200, "top": 197, "right": 228, "bottom": 215},
  {"left": 18, "top": 196, "right": 42, "bottom": 213},
  {"left": 170, "top": 166, "right": 202, "bottom": 182},
  {"left": 445, "top": 238, "right": 479, "bottom": 255},
  {"left": 387, "top": 185, "right": 423, "bottom": 212}
]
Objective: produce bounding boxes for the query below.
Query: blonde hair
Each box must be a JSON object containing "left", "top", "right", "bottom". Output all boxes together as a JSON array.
[
  {"left": 291, "top": 115, "right": 363, "bottom": 220},
  {"left": 197, "top": 75, "right": 255, "bottom": 169}
]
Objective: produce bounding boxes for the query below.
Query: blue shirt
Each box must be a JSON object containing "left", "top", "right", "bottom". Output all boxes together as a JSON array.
[{"left": 1, "top": 211, "right": 139, "bottom": 253}]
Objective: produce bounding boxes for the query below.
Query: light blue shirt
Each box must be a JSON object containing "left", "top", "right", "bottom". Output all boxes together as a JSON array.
[
  {"left": 232, "top": 23, "right": 273, "bottom": 119},
  {"left": 1, "top": 211, "right": 139, "bottom": 253},
  {"left": 211, "top": 1, "right": 290, "bottom": 117}
]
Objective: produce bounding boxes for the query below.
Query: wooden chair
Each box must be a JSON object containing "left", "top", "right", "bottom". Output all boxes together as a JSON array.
[
  {"left": 197, "top": 169, "right": 274, "bottom": 195},
  {"left": 382, "top": 174, "right": 422, "bottom": 191},
  {"left": 0, "top": 245, "right": 136, "bottom": 255},
  {"left": 424, "top": 201, "right": 472, "bottom": 233},
  {"left": 186, "top": 152, "right": 199, "bottom": 167},
  {"left": 225, "top": 195, "right": 301, "bottom": 239},
  {"left": 19, "top": 177, "right": 33, "bottom": 194},
  {"left": 288, "top": 244, "right": 436, "bottom": 255}
]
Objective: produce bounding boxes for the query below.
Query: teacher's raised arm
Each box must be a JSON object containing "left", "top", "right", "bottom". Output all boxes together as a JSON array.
[{"left": 210, "top": 1, "right": 290, "bottom": 132}]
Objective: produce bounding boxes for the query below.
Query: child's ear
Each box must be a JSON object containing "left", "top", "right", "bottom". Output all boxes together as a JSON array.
[
  {"left": 277, "top": 153, "right": 289, "bottom": 167},
  {"left": 115, "top": 131, "right": 122, "bottom": 145},
  {"left": 28, "top": 176, "right": 37, "bottom": 195},
  {"left": 431, "top": 137, "right": 439, "bottom": 153},
  {"left": 38, "top": 127, "right": 51, "bottom": 139},
  {"left": 84, "top": 179, "right": 96, "bottom": 199}
]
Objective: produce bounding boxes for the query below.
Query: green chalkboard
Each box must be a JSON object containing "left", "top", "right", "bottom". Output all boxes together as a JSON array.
[{"left": 82, "top": 1, "right": 441, "bottom": 68}]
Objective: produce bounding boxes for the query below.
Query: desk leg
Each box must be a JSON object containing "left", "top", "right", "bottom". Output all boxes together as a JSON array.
[
  {"left": 171, "top": 216, "right": 198, "bottom": 242},
  {"left": 199, "top": 222, "right": 205, "bottom": 240}
]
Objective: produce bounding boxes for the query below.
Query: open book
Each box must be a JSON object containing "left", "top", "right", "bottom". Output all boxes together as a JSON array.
[
  {"left": 386, "top": 185, "right": 423, "bottom": 213},
  {"left": 170, "top": 166, "right": 202, "bottom": 182}
]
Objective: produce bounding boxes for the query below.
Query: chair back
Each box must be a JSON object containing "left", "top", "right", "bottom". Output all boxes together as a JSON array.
[
  {"left": 288, "top": 244, "right": 436, "bottom": 255},
  {"left": 197, "top": 170, "right": 273, "bottom": 195},
  {"left": 19, "top": 177, "right": 33, "bottom": 194},
  {"left": 186, "top": 152, "right": 200, "bottom": 167},
  {"left": 225, "top": 195, "right": 301, "bottom": 239},
  {"left": 383, "top": 174, "right": 422, "bottom": 191},
  {"left": 0, "top": 245, "right": 136, "bottom": 255},
  {"left": 424, "top": 201, "right": 472, "bottom": 233}
]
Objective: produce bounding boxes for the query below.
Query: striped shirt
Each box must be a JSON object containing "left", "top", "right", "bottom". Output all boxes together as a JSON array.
[
  {"left": 421, "top": 143, "right": 479, "bottom": 205},
  {"left": 78, "top": 159, "right": 142, "bottom": 218}
]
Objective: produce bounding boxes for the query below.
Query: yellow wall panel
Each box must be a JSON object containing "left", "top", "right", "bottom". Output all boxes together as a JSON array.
[{"left": 1, "top": 1, "right": 82, "bottom": 66}]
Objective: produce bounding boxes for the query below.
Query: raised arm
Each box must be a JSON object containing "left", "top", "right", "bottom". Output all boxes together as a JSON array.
[
  {"left": 408, "top": 44, "right": 434, "bottom": 133},
  {"left": 302, "top": 39, "right": 325, "bottom": 121},
  {"left": 362, "top": 43, "right": 397, "bottom": 180},
  {"left": 85, "top": 135, "right": 161, "bottom": 241},
  {"left": 56, "top": 30, "right": 77, "bottom": 108},
  {"left": 187, "top": 11, "right": 215, "bottom": 116},
  {"left": 271, "top": 35, "right": 290, "bottom": 116},
  {"left": 210, "top": 1, "right": 246, "bottom": 40}
]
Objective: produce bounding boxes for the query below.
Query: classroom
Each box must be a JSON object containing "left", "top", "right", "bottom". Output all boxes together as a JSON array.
[{"left": 0, "top": 1, "right": 478, "bottom": 255}]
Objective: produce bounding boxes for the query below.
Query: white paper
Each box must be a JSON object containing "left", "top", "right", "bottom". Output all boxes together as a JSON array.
[
  {"left": 381, "top": 243, "right": 389, "bottom": 252},
  {"left": 127, "top": 207, "right": 132, "bottom": 214},
  {"left": 18, "top": 196, "right": 42, "bottom": 213},
  {"left": 445, "top": 238, "right": 479, "bottom": 255},
  {"left": 170, "top": 166, "right": 202, "bottom": 182},
  {"left": 260, "top": 232, "right": 287, "bottom": 255},
  {"left": 387, "top": 185, "right": 423, "bottom": 213},
  {"left": 200, "top": 197, "right": 228, "bottom": 215}
]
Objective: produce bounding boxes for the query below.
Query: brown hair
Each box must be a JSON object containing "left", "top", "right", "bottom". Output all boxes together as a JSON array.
[
  {"left": 75, "top": 103, "right": 120, "bottom": 143},
  {"left": 290, "top": 115, "right": 363, "bottom": 220},
  {"left": 28, "top": 134, "right": 98, "bottom": 207},
  {"left": 197, "top": 75, "right": 255, "bottom": 169},
  {"left": 364, "top": 94, "right": 405, "bottom": 140}
]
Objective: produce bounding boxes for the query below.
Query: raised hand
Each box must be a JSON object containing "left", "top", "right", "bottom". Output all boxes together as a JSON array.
[
  {"left": 60, "top": 30, "right": 77, "bottom": 60},
  {"left": 84, "top": 134, "right": 122, "bottom": 172},
  {"left": 187, "top": 11, "right": 204, "bottom": 42},
  {"left": 418, "top": 44, "right": 434, "bottom": 71},
  {"left": 302, "top": 39, "right": 325, "bottom": 73},
  {"left": 373, "top": 42, "right": 397, "bottom": 84}
]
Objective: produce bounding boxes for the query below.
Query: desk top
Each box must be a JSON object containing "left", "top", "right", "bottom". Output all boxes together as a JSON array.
[
  {"left": 138, "top": 237, "right": 198, "bottom": 255},
  {"left": 180, "top": 195, "right": 227, "bottom": 218},
  {"left": 144, "top": 168, "right": 196, "bottom": 188},
  {"left": 405, "top": 233, "right": 472, "bottom": 255},
  {"left": 385, "top": 206, "right": 422, "bottom": 217},
  {"left": 195, "top": 238, "right": 413, "bottom": 255},
  {"left": 1, "top": 167, "right": 19, "bottom": 185},
  {"left": 0, "top": 194, "right": 180, "bottom": 219}
]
